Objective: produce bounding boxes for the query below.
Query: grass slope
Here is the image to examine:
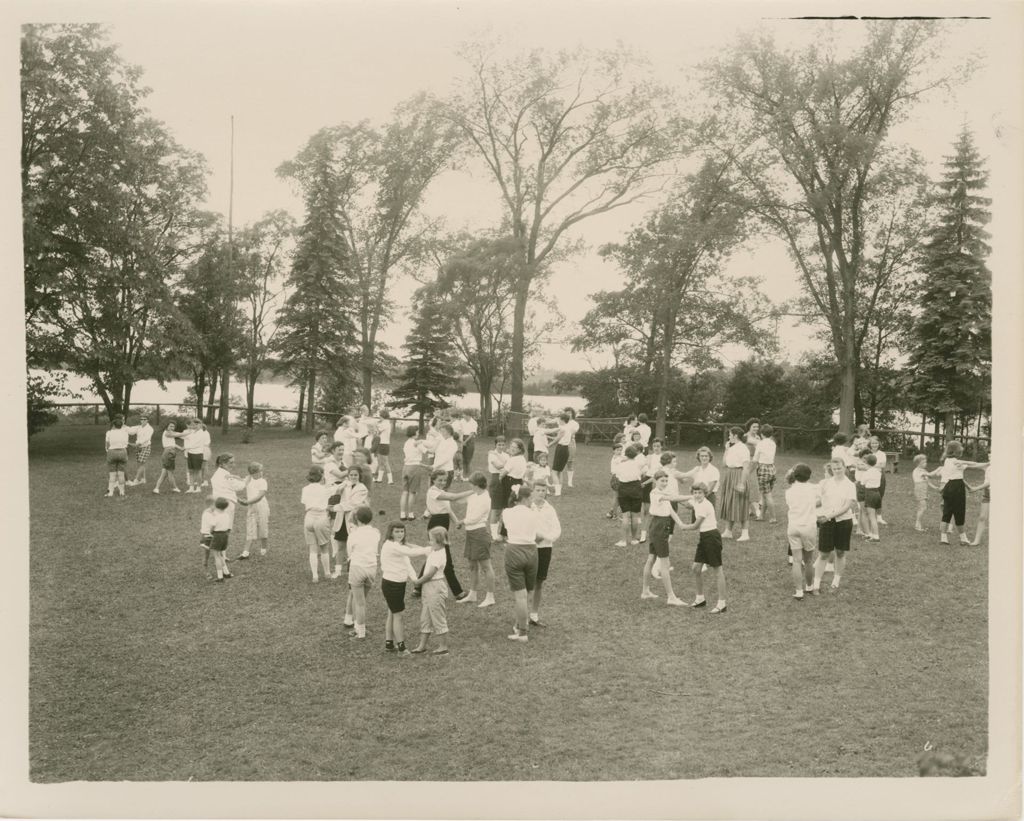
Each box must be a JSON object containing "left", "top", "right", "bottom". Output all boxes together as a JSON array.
[{"left": 29, "top": 424, "right": 988, "bottom": 781}]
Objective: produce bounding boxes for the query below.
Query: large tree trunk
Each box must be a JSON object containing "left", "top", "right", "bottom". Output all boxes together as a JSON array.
[
  {"left": 205, "top": 376, "right": 218, "bottom": 425},
  {"left": 245, "top": 372, "right": 256, "bottom": 429},
  {"left": 195, "top": 372, "right": 206, "bottom": 419},
  {"left": 294, "top": 380, "right": 305, "bottom": 431},
  {"left": 123, "top": 383, "right": 133, "bottom": 417},
  {"left": 943, "top": 411, "right": 956, "bottom": 442},
  {"left": 654, "top": 310, "right": 676, "bottom": 440},
  {"left": 361, "top": 343, "right": 374, "bottom": 408},
  {"left": 305, "top": 371, "right": 316, "bottom": 433},
  {"left": 219, "top": 368, "right": 230, "bottom": 433},
  {"left": 510, "top": 275, "right": 530, "bottom": 413}
]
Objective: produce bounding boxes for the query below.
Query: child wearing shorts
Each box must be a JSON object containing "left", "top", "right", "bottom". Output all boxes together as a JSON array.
[
  {"left": 677, "top": 483, "right": 727, "bottom": 613},
  {"left": 461, "top": 472, "right": 496, "bottom": 608},
  {"left": 423, "top": 470, "right": 475, "bottom": 600},
  {"left": 379, "top": 521, "right": 432, "bottom": 655},
  {"left": 486, "top": 437, "right": 509, "bottom": 540},
  {"left": 784, "top": 464, "right": 821, "bottom": 600},
  {"left": 929, "top": 441, "right": 988, "bottom": 546},
  {"left": 332, "top": 467, "right": 369, "bottom": 581},
  {"left": 606, "top": 442, "right": 625, "bottom": 520},
  {"left": 343, "top": 506, "right": 380, "bottom": 640},
  {"left": 860, "top": 453, "right": 882, "bottom": 542},
  {"left": 410, "top": 526, "right": 452, "bottom": 654},
  {"left": 640, "top": 471, "right": 690, "bottom": 606},
  {"left": 400, "top": 426, "right": 429, "bottom": 521},
  {"left": 813, "top": 458, "right": 857, "bottom": 591},
  {"left": 104, "top": 415, "right": 130, "bottom": 498},
  {"left": 301, "top": 466, "right": 333, "bottom": 582},
  {"left": 239, "top": 462, "right": 269, "bottom": 559},
  {"left": 208, "top": 498, "right": 234, "bottom": 582},
  {"left": 126, "top": 413, "right": 153, "bottom": 486},
  {"left": 153, "top": 421, "right": 185, "bottom": 494},
  {"left": 613, "top": 444, "right": 644, "bottom": 547},
  {"left": 199, "top": 495, "right": 217, "bottom": 579}
]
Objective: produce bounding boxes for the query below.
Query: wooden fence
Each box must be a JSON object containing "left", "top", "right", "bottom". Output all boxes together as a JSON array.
[
  {"left": 47, "top": 401, "right": 423, "bottom": 430},
  {"left": 503, "top": 411, "right": 990, "bottom": 456}
]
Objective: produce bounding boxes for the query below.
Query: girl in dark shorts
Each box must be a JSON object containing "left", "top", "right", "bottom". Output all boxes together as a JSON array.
[
  {"left": 379, "top": 522, "right": 432, "bottom": 656},
  {"left": 208, "top": 497, "right": 234, "bottom": 582},
  {"left": 675, "top": 483, "right": 727, "bottom": 613},
  {"left": 423, "top": 470, "right": 476, "bottom": 600},
  {"left": 153, "top": 421, "right": 185, "bottom": 494},
  {"left": 812, "top": 458, "right": 857, "bottom": 591},
  {"left": 929, "top": 440, "right": 988, "bottom": 546},
  {"left": 640, "top": 471, "right": 690, "bottom": 606},
  {"left": 486, "top": 437, "right": 509, "bottom": 540},
  {"left": 612, "top": 444, "right": 645, "bottom": 547}
]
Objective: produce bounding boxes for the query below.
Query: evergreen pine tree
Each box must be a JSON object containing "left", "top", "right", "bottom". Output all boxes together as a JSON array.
[
  {"left": 388, "top": 286, "right": 464, "bottom": 431},
  {"left": 274, "top": 135, "right": 358, "bottom": 430},
  {"left": 905, "top": 127, "right": 991, "bottom": 437}
]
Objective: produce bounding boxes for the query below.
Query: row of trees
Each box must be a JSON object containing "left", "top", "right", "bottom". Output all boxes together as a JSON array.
[{"left": 23, "top": 22, "right": 990, "bottom": 439}]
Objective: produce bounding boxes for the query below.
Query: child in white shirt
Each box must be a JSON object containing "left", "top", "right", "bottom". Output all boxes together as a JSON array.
[
  {"left": 530, "top": 484, "right": 562, "bottom": 626},
  {"left": 526, "top": 451, "right": 554, "bottom": 492},
  {"left": 606, "top": 443, "right": 625, "bottom": 520},
  {"left": 239, "top": 462, "right": 270, "bottom": 559},
  {"left": 911, "top": 453, "right": 929, "bottom": 532},
  {"left": 208, "top": 498, "right": 234, "bottom": 582},
  {"left": 461, "top": 473, "right": 496, "bottom": 608},
  {"left": 677, "top": 483, "right": 727, "bottom": 614},
  {"left": 753, "top": 425, "right": 778, "bottom": 523},
  {"left": 301, "top": 466, "right": 333, "bottom": 582},
  {"left": 410, "top": 526, "right": 452, "bottom": 654},
  {"left": 784, "top": 464, "right": 821, "bottom": 599},
  {"left": 343, "top": 506, "right": 381, "bottom": 639},
  {"left": 860, "top": 453, "right": 883, "bottom": 541},
  {"left": 379, "top": 521, "right": 432, "bottom": 655}
]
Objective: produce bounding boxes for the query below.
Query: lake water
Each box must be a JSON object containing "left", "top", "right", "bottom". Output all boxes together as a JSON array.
[{"left": 39, "top": 371, "right": 586, "bottom": 415}]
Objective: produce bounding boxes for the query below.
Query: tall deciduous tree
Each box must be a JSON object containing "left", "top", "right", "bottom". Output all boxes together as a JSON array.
[
  {"left": 446, "top": 43, "right": 686, "bottom": 412},
  {"left": 705, "top": 21, "right": 961, "bottom": 432},
  {"left": 175, "top": 217, "right": 246, "bottom": 422},
  {"left": 388, "top": 286, "right": 464, "bottom": 431},
  {"left": 905, "top": 127, "right": 991, "bottom": 437},
  {"left": 275, "top": 132, "right": 358, "bottom": 431},
  {"left": 22, "top": 23, "right": 208, "bottom": 419},
  {"left": 236, "top": 210, "right": 294, "bottom": 428},
  {"left": 433, "top": 235, "right": 557, "bottom": 431},
  {"left": 596, "top": 159, "right": 761, "bottom": 437}
]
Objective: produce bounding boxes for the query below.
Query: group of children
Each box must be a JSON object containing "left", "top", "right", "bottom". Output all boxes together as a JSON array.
[{"left": 302, "top": 415, "right": 566, "bottom": 648}]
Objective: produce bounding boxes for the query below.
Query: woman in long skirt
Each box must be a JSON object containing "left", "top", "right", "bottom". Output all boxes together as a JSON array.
[{"left": 719, "top": 426, "right": 752, "bottom": 542}]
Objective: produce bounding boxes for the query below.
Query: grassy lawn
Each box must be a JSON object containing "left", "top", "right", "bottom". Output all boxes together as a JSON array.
[{"left": 28, "top": 423, "right": 988, "bottom": 781}]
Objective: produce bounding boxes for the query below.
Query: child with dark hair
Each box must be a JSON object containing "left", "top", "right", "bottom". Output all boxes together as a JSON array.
[
  {"left": 424, "top": 470, "right": 476, "bottom": 600},
  {"left": 486, "top": 437, "right": 509, "bottom": 540},
  {"left": 720, "top": 427, "right": 752, "bottom": 542},
  {"left": 379, "top": 521, "right": 431, "bottom": 655},
  {"left": 928, "top": 441, "right": 988, "bottom": 545},
  {"left": 784, "top": 463, "right": 820, "bottom": 600},
  {"left": 860, "top": 452, "right": 883, "bottom": 542},
  {"left": 613, "top": 444, "right": 645, "bottom": 547},
  {"left": 640, "top": 470, "right": 690, "bottom": 606},
  {"left": 208, "top": 497, "right": 234, "bottom": 583},
  {"left": 678, "top": 483, "right": 727, "bottom": 613}
]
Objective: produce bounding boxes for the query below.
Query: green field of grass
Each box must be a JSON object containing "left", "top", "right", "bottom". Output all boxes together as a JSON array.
[{"left": 28, "top": 424, "right": 988, "bottom": 781}]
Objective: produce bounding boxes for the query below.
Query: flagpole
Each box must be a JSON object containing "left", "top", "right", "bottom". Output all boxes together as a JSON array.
[{"left": 220, "top": 115, "right": 234, "bottom": 434}]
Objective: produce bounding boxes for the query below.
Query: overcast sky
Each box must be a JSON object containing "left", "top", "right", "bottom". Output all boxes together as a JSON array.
[{"left": 13, "top": 1, "right": 1020, "bottom": 375}]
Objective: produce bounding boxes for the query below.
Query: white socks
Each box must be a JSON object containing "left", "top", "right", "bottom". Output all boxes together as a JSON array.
[{"left": 567, "top": 471, "right": 574, "bottom": 487}]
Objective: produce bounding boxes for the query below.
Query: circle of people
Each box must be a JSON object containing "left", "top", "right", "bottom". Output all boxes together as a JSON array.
[{"left": 101, "top": 407, "right": 991, "bottom": 654}]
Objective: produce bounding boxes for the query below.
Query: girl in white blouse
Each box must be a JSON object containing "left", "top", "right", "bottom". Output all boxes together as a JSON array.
[{"left": 719, "top": 427, "right": 752, "bottom": 542}]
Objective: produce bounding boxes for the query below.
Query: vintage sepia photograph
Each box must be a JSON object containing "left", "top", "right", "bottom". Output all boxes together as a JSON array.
[{"left": 3, "top": 0, "right": 1022, "bottom": 817}]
